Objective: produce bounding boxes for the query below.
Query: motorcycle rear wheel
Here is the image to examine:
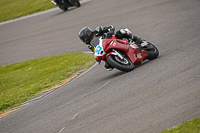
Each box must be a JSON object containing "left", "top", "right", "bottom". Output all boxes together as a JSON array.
[
  {"left": 143, "top": 43, "right": 159, "bottom": 60},
  {"left": 71, "top": 0, "right": 81, "bottom": 7},
  {"left": 107, "top": 55, "right": 134, "bottom": 72}
]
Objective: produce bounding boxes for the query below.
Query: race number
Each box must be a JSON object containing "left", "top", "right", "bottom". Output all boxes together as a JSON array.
[{"left": 95, "top": 45, "right": 102, "bottom": 55}]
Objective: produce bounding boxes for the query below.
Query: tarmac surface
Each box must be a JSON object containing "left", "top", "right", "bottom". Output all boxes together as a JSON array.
[{"left": 0, "top": 0, "right": 200, "bottom": 132}]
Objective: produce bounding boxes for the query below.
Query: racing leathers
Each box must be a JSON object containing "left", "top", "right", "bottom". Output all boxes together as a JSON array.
[{"left": 88, "top": 25, "right": 147, "bottom": 51}]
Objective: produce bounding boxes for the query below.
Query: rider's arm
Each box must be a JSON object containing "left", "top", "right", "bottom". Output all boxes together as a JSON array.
[
  {"left": 94, "top": 25, "right": 115, "bottom": 38},
  {"left": 88, "top": 37, "right": 101, "bottom": 53}
]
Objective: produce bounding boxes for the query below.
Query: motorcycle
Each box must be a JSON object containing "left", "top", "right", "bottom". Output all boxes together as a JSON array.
[
  {"left": 93, "top": 31, "right": 159, "bottom": 72},
  {"left": 51, "top": 0, "right": 81, "bottom": 11}
]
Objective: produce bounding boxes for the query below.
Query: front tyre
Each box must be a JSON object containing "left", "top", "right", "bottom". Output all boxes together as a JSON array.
[
  {"left": 107, "top": 55, "right": 134, "bottom": 72},
  {"left": 59, "top": 6, "right": 68, "bottom": 11},
  {"left": 143, "top": 42, "right": 159, "bottom": 60}
]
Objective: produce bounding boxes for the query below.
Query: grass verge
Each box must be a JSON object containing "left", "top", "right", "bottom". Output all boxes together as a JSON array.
[
  {"left": 161, "top": 117, "right": 200, "bottom": 133},
  {"left": 0, "top": 0, "right": 56, "bottom": 22},
  {"left": 0, "top": 52, "right": 95, "bottom": 113}
]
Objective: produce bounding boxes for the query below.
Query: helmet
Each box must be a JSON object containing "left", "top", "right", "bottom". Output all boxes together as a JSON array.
[{"left": 78, "top": 26, "right": 94, "bottom": 44}]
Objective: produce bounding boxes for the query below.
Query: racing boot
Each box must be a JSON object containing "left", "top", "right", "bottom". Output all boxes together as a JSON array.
[
  {"left": 104, "top": 62, "right": 114, "bottom": 71},
  {"left": 130, "top": 35, "right": 148, "bottom": 48}
]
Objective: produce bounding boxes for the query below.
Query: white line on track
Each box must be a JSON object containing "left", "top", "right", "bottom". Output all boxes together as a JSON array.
[
  {"left": 63, "top": 80, "right": 111, "bottom": 107},
  {"left": 71, "top": 103, "right": 98, "bottom": 120},
  {"left": 57, "top": 79, "right": 110, "bottom": 132},
  {"left": 0, "top": 8, "right": 57, "bottom": 26},
  {"left": 58, "top": 127, "right": 66, "bottom": 133},
  {"left": 0, "top": 62, "right": 98, "bottom": 119}
]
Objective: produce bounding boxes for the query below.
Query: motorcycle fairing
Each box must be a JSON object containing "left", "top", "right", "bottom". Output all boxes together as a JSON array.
[
  {"left": 94, "top": 36, "right": 148, "bottom": 65},
  {"left": 126, "top": 43, "right": 148, "bottom": 65},
  {"left": 103, "top": 39, "right": 148, "bottom": 65},
  {"left": 94, "top": 38, "right": 129, "bottom": 62},
  {"left": 94, "top": 38, "right": 106, "bottom": 62}
]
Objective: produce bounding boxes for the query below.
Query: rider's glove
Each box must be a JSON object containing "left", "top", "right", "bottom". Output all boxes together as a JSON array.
[
  {"left": 87, "top": 45, "right": 92, "bottom": 49},
  {"left": 87, "top": 44, "right": 93, "bottom": 51}
]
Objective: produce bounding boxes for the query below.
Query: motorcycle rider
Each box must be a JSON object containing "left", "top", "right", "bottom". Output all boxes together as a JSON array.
[
  {"left": 52, "top": 0, "right": 70, "bottom": 7},
  {"left": 52, "top": 0, "right": 62, "bottom": 5},
  {"left": 78, "top": 25, "right": 148, "bottom": 71}
]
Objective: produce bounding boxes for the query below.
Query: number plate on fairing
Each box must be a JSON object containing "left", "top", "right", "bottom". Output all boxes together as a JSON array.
[
  {"left": 94, "top": 39, "right": 105, "bottom": 56},
  {"left": 95, "top": 45, "right": 102, "bottom": 54}
]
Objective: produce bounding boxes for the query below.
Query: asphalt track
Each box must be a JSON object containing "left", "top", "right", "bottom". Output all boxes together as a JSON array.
[{"left": 0, "top": 0, "right": 200, "bottom": 132}]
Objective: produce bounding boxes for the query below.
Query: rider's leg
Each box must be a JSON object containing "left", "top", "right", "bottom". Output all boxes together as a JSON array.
[
  {"left": 115, "top": 29, "right": 148, "bottom": 47},
  {"left": 104, "top": 62, "right": 114, "bottom": 71}
]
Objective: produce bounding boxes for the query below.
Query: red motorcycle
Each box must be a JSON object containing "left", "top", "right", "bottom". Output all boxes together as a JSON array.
[{"left": 93, "top": 35, "right": 159, "bottom": 72}]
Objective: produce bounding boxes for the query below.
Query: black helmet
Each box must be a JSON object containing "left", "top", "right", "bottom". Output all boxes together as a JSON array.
[{"left": 78, "top": 26, "right": 94, "bottom": 44}]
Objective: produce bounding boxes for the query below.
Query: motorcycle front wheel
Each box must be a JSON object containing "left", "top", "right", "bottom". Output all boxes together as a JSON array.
[
  {"left": 59, "top": 6, "right": 68, "bottom": 11},
  {"left": 106, "top": 54, "right": 134, "bottom": 72}
]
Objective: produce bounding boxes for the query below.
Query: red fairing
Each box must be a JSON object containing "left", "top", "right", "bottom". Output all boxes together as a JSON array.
[
  {"left": 126, "top": 44, "right": 148, "bottom": 65},
  {"left": 94, "top": 35, "right": 149, "bottom": 67},
  {"left": 92, "top": 34, "right": 159, "bottom": 72},
  {"left": 95, "top": 55, "right": 102, "bottom": 62},
  {"left": 102, "top": 39, "right": 129, "bottom": 52},
  {"left": 103, "top": 37, "right": 148, "bottom": 65}
]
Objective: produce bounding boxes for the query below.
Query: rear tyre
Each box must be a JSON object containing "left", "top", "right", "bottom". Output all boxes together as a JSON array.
[
  {"left": 143, "top": 43, "right": 159, "bottom": 60},
  {"left": 107, "top": 55, "right": 134, "bottom": 72},
  {"left": 72, "top": 0, "right": 81, "bottom": 7}
]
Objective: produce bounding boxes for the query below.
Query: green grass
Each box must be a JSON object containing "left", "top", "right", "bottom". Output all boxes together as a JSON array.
[
  {"left": 161, "top": 117, "right": 200, "bottom": 133},
  {"left": 0, "top": 0, "right": 56, "bottom": 22},
  {"left": 0, "top": 52, "right": 95, "bottom": 112}
]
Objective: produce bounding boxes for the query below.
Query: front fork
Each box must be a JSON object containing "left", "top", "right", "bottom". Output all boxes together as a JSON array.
[{"left": 106, "top": 49, "right": 124, "bottom": 60}]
